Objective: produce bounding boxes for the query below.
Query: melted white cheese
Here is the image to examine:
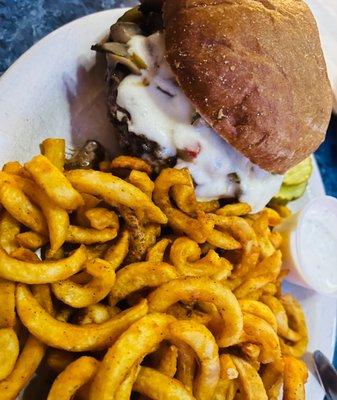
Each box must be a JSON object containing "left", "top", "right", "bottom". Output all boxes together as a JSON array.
[{"left": 116, "top": 33, "right": 283, "bottom": 212}]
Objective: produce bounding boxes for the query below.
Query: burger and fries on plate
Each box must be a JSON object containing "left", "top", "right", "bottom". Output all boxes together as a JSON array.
[{"left": 0, "top": 0, "right": 336, "bottom": 399}]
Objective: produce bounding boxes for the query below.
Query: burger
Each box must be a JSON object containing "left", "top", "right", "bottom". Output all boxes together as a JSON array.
[{"left": 93, "top": 0, "right": 332, "bottom": 212}]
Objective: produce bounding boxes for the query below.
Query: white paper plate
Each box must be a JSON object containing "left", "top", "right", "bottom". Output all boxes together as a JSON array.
[{"left": 0, "top": 8, "right": 336, "bottom": 399}]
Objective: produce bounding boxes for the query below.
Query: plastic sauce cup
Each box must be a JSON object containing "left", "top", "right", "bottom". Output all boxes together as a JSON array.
[{"left": 275, "top": 196, "right": 337, "bottom": 296}]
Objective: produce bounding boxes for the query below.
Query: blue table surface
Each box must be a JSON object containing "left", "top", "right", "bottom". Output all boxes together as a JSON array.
[{"left": 1, "top": 0, "right": 337, "bottom": 372}]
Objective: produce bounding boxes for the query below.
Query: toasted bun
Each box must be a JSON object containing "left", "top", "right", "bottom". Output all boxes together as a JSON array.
[{"left": 163, "top": 0, "right": 332, "bottom": 174}]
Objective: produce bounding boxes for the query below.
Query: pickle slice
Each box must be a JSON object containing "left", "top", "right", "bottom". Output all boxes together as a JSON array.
[
  {"left": 283, "top": 158, "right": 312, "bottom": 186},
  {"left": 271, "top": 182, "right": 308, "bottom": 205}
]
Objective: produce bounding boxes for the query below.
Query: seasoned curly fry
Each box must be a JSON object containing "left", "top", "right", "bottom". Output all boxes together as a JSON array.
[
  {"left": 16, "top": 284, "right": 148, "bottom": 351},
  {"left": 170, "top": 237, "right": 232, "bottom": 278},
  {"left": 47, "top": 356, "right": 99, "bottom": 400},
  {"left": 0, "top": 211, "right": 20, "bottom": 254},
  {"left": 279, "top": 295, "right": 308, "bottom": 358},
  {"left": 146, "top": 238, "right": 171, "bottom": 262},
  {"left": 240, "top": 313, "right": 281, "bottom": 363},
  {"left": 0, "top": 279, "right": 16, "bottom": 328},
  {"left": 0, "top": 245, "right": 87, "bottom": 284},
  {"left": 16, "top": 231, "right": 48, "bottom": 250},
  {"left": 0, "top": 328, "right": 19, "bottom": 380},
  {"left": 157, "top": 344, "right": 178, "bottom": 378},
  {"left": 0, "top": 183, "right": 48, "bottom": 235},
  {"left": 109, "top": 261, "right": 178, "bottom": 306},
  {"left": 148, "top": 277, "right": 243, "bottom": 347},
  {"left": 114, "top": 364, "right": 140, "bottom": 400},
  {"left": 134, "top": 367, "right": 195, "bottom": 400},
  {"left": 52, "top": 258, "right": 116, "bottom": 308},
  {"left": 169, "top": 319, "right": 220, "bottom": 400},
  {"left": 0, "top": 172, "right": 70, "bottom": 255},
  {"left": 0, "top": 335, "right": 45, "bottom": 400},
  {"left": 111, "top": 155, "right": 153, "bottom": 175},
  {"left": 85, "top": 208, "right": 119, "bottom": 230},
  {"left": 231, "top": 355, "right": 268, "bottom": 400},
  {"left": 153, "top": 168, "right": 209, "bottom": 243},
  {"left": 88, "top": 313, "right": 175, "bottom": 400},
  {"left": 40, "top": 138, "right": 66, "bottom": 171},
  {"left": 261, "top": 359, "right": 284, "bottom": 400},
  {"left": 219, "top": 354, "right": 238, "bottom": 380},
  {"left": 25, "top": 155, "right": 84, "bottom": 210},
  {"left": 66, "top": 169, "right": 167, "bottom": 224},
  {"left": 283, "top": 356, "right": 308, "bottom": 400},
  {"left": 128, "top": 170, "right": 154, "bottom": 198}
]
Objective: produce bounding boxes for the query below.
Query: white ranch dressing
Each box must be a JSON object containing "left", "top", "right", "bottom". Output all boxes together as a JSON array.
[
  {"left": 116, "top": 32, "right": 283, "bottom": 212},
  {"left": 298, "top": 203, "right": 337, "bottom": 294}
]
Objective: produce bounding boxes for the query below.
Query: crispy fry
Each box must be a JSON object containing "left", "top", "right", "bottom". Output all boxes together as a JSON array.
[
  {"left": 66, "top": 169, "right": 167, "bottom": 224},
  {"left": 52, "top": 258, "right": 116, "bottom": 308},
  {"left": 260, "top": 295, "right": 301, "bottom": 341},
  {"left": 128, "top": 170, "right": 154, "bottom": 198},
  {"left": 0, "top": 335, "right": 45, "bottom": 400},
  {"left": 85, "top": 208, "right": 119, "bottom": 231},
  {"left": 234, "top": 250, "right": 282, "bottom": 299},
  {"left": 169, "top": 320, "right": 220, "bottom": 400},
  {"left": 216, "top": 203, "right": 252, "bottom": 216},
  {"left": 109, "top": 261, "right": 178, "bottom": 306},
  {"left": 261, "top": 359, "right": 284, "bottom": 400},
  {"left": 148, "top": 277, "right": 243, "bottom": 347},
  {"left": 10, "top": 247, "right": 40, "bottom": 262},
  {"left": 231, "top": 355, "right": 268, "bottom": 400},
  {"left": 0, "top": 245, "right": 86, "bottom": 284},
  {"left": 157, "top": 344, "right": 178, "bottom": 378},
  {"left": 23, "top": 181, "right": 69, "bottom": 255},
  {"left": 241, "top": 342, "right": 261, "bottom": 360},
  {"left": 15, "top": 231, "right": 48, "bottom": 250},
  {"left": 0, "top": 328, "right": 19, "bottom": 380},
  {"left": 32, "top": 284, "right": 54, "bottom": 315},
  {"left": 2, "top": 161, "right": 24, "bottom": 175},
  {"left": 25, "top": 155, "right": 84, "bottom": 210},
  {"left": 0, "top": 211, "right": 20, "bottom": 254},
  {"left": 170, "top": 237, "right": 232, "bottom": 278},
  {"left": 239, "top": 299, "right": 278, "bottom": 332},
  {"left": 153, "top": 168, "right": 208, "bottom": 243},
  {"left": 279, "top": 295, "right": 308, "bottom": 358},
  {"left": 0, "top": 183, "right": 48, "bottom": 235},
  {"left": 134, "top": 367, "right": 195, "bottom": 400},
  {"left": 175, "top": 340, "right": 196, "bottom": 393},
  {"left": 212, "top": 378, "right": 237, "bottom": 400},
  {"left": 283, "top": 356, "right": 308, "bottom": 400},
  {"left": 146, "top": 238, "right": 171, "bottom": 262},
  {"left": 219, "top": 354, "right": 239, "bottom": 380},
  {"left": 88, "top": 313, "right": 174, "bottom": 400},
  {"left": 0, "top": 172, "right": 70, "bottom": 255},
  {"left": 40, "top": 138, "right": 66, "bottom": 171},
  {"left": 76, "top": 304, "right": 119, "bottom": 325},
  {"left": 111, "top": 155, "right": 153, "bottom": 175},
  {"left": 47, "top": 356, "right": 99, "bottom": 400},
  {"left": 240, "top": 313, "right": 281, "bottom": 363},
  {"left": 171, "top": 184, "right": 197, "bottom": 215},
  {"left": 66, "top": 225, "right": 117, "bottom": 244},
  {"left": 104, "top": 230, "right": 130, "bottom": 267},
  {"left": 114, "top": 364, "right": 140, "bottom": 400},
  {"left": 16, "top": 284, "right": 148, "bottom": 352},
  {"left": 0, "top": 279, "right": 16, "bottom": 328}
]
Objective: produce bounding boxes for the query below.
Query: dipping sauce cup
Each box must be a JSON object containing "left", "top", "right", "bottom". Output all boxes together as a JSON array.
[{"left": 276, "top": 196, "right": 337, "bottom": 296}]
